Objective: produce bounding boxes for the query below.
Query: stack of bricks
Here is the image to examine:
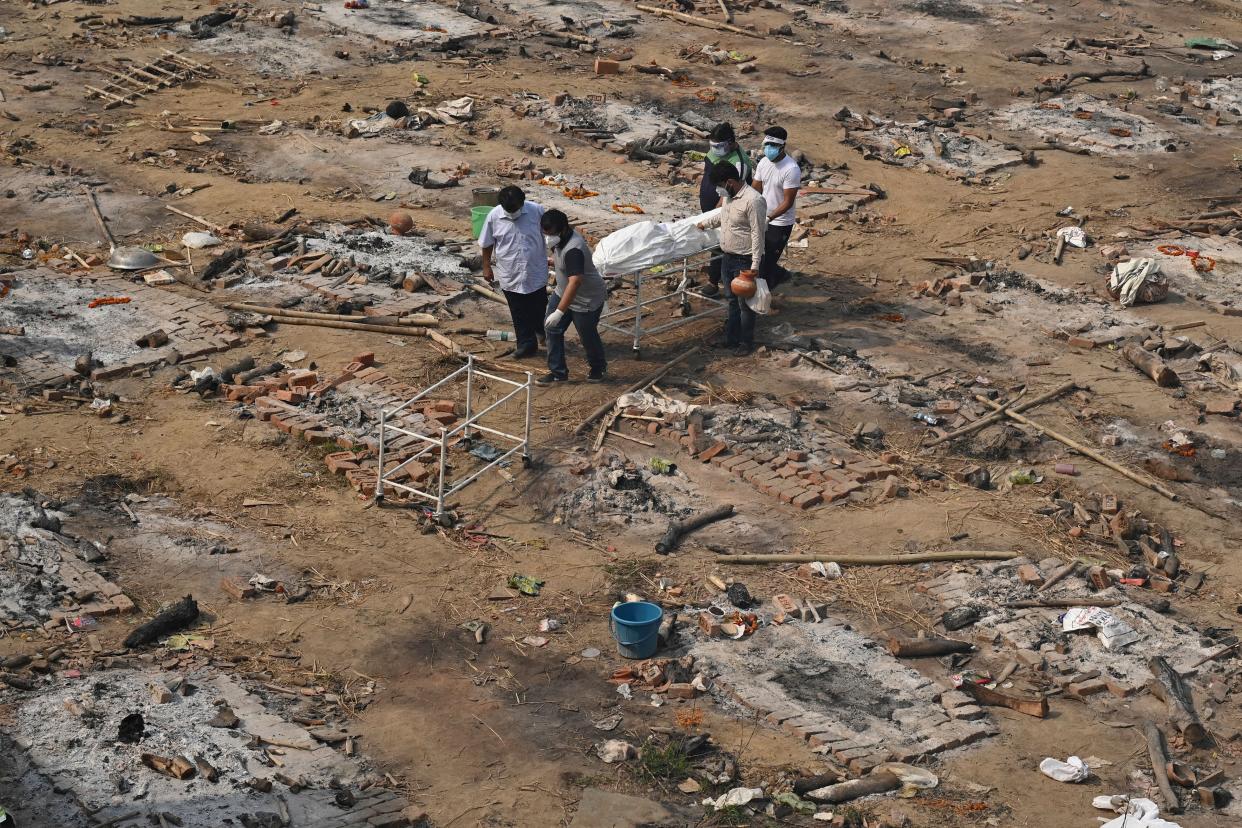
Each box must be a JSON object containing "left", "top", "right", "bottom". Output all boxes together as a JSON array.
[
  {"left": 0, "top": 268, "right": 244, "bottom": 391},
  {"left": 613, "top": 402, "right": 902, "bottom": 510},
  {"left": 279, "top": 268, "right": 460, "bottom": 319},
  {"left": 701, "top": 444, "right": 896, "bottom": 510},
  {"left": 710, "top": 662, "right": 995, "bottom": 771},
  {"left": 917, "top": 567, "right": 1148, "bottom": 698},
  {"left": 41, "top": 556, "right": 137, "bottom": 631},
  {"left": 232, "top": 355, "right": 460, "bottom": 499},
  {"left": 300, "top": 789, "right": 418, "bottom": 828}
]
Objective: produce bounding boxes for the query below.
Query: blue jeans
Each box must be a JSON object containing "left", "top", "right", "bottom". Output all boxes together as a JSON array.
[
  {"left": 546, "top": 294, "right": 607, "bottom": 379},
  {"left": 721, "top": 253, "right": 756, "bottom": 347}
]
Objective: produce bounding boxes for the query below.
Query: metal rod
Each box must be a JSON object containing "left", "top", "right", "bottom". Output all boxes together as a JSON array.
[
  {"left": 523, "top": 371, "right": 532, "bottom": 462},
  {"left": 442, "top": 384, "right": 528, "bottom": 438},
  {"left": 385, "top": 363, "right": 468, "bottom": 417},
  {"left": 435, "top": 429, "right": 449, "bottom": 518},
  {"left": 464, "top": 354, "right": 475, "bottom": 441},
  {"left": 444, "top": 443, "right": 525, "bottom": 497},
  {"left": 632, "top": 270, "right": 643, "bottom": 351}
]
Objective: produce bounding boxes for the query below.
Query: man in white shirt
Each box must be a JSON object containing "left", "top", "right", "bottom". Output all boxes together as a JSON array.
[
  {"left": 479, "top": 186, "right": 548, "bottom": 358},
  {"left": 751, "top": 125, "right": 801, "bottom": 289}
]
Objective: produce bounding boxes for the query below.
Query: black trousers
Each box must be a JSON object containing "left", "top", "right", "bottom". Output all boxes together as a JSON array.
[
  {"left": 503, "top": 287, "right": 548, "bottom": 353},
  {"left": 759, "top": 224, "right": 794, "bottom": 288}
]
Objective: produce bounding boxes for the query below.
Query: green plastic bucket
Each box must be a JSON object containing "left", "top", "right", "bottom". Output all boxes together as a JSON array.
[{"left": 471, "top": 205, "right": 491, "bottom": 239}]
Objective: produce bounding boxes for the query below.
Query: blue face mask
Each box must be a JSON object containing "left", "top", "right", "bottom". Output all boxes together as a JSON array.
[{"left": 763, "top": 144, "right": 781, "bottom": 161}]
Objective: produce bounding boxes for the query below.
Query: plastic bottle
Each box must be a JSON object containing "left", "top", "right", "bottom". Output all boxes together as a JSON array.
[{"left": 485, "top": 330, "right": 513, "bottom": 341}]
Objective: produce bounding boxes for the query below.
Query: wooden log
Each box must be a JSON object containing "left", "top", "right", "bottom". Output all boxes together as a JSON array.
[
  {"left": 1036, "top": 561, "right": 1078, "bottom": 593},
  {"left": 717, "top": 0, "right": 733, "bottom": 23},
  {"left": 635, "top": 3, "right": 763, "bottom": 39},
  {"left": 805, "top": 771, "right": 902, "bottom": 804},
  {"left": 1144, "top": 722, "right": 1182, "bottom": 814},
  {"left": 959, "top": 682, "right": 1048, "bottom": 718},
  {"left": 1148, "top": 656, "right": 1207, "bottom": 746},
  {"left": 656, "top": 504, "right": 735, "bottom": 554},
  {"left": 573, "top": 346, "right": 702, "bottom": 435},
  {"left": 975, "top": 395, "right": 1181, "bottom": 501},
  {"left": 719, "top": 549, "right": 1018, "bottom": 565},
  {"left": 923, "top": 381, "right": 1075, "bottom": 449},
  {"left": 1123, "top": 343, "right": 1180, "bottom": 387},
  {"left": 793, "top": 771, "right": 843, "bottom": 796},
  {"left": 886, "top": 637, "right": 973, "bottom": 658}
]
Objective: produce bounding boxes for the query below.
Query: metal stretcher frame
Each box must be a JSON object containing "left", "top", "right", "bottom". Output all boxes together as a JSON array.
[
  {"left": 375, "top": 355, "right": 532, "bottom": 517},
  {"left": 598, "top": 249, "right": 726, "bottom": 357}
]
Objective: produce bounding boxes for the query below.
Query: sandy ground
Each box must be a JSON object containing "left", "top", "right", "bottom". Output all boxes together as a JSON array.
[{"left": 3, "top": 0, "right": 1242, "bottom": 826}]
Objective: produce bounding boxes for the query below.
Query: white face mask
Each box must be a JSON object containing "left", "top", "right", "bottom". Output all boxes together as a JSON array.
[
  {"left": 715, "top": 186, "right": 730, "bottom": 200},
  {"left": 503, "top": 208, "right": 521, "bottom": 220},
  {"left": 544, "top": 234, "right": 559, "bottom": 247}
]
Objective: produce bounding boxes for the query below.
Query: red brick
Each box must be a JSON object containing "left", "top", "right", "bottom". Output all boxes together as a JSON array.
[
  {"left": 1016, "top": 565, "right": 1043, "bottom": 585},
  {"left": 345, "top": 468, "right": 378, "bottom": 497},
  {"left": 111, "top": 595, "right": 136, "bottom": 614},
  {"left": 1204, "top": 396, "right": 1240, "bottom": 416},
  {"left": 427, "top": 411, "right": 457, "bottom": 426},
  {"left": 287, "top": 369, "right": 319, "bottom": 388},
  {"left": 220, "top": 577, "right": 256, "bottom": 600},
  {"left": 273, "top": 388, "right": 307, "bottom": 404},
  {"left": 698, "top": 441, "right": 727, "bottom": 461},
  {"left": 793, "top": 491, "right": 822, "bottom": 509},
  {"left": 353, "top": 351, "right": 376, "bottom": 367},
  {"left": 303, "top": 429, "right": 333, "bottom": 445},
  {"left": 325, "top": 451, "right": 359, "bottom": 473},
  {"left": 594, "top": 58, "right": 620, "bottom": 74},
  {"left": 731, "top": 460, "right": 760, "bottom": 477},
  {"left": 778, "top": 486, "right": 804, "bottom": 504},
  {"left": 432, "top": 399, "right": 456, "bottom": 413},
  {"left": 1066, "top": 336, "right": 1095, "bottom": 350},
  {"left": 719, "top": 455, "right": 749, "bottom": 471},
  {"left": 269, "top": 414, "right": 294, "bottom": 434},
  {"left": 786, "top": 450, "right": 808, "bottom": 462}
]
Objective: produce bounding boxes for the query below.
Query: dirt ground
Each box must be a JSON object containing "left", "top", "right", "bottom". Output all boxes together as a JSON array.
[{"left": 3, "top": 0, "right": 1242, "bottom": 826}]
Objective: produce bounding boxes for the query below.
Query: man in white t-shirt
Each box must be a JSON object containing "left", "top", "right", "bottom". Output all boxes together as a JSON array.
[{"left": 751, "top": 125, "right": 801, "bottom": 289}]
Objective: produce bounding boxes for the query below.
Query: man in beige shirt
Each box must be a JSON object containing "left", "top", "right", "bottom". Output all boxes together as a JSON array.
[{"left": 699, "top": 161, "right": 767, "bottom": 355}]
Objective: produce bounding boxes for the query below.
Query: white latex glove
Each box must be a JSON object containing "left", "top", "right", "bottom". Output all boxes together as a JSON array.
[{"left": 544, "top": 308, "right": 565, "bottom": 328}]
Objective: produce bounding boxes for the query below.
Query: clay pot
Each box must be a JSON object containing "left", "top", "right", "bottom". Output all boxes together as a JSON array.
[
  {"left": 730, "top": 270, "right": 757, "bottom": 299},
  {"left": 388, "top": 212, "right": 414, "bottom": 236}
]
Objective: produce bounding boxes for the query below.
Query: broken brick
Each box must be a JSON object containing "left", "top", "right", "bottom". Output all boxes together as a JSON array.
[
  {"left": 220, "top": 577, "right": 256, "bottom": 600},
  {"left": 1066, "top": 336, "right": 1096, "bottom": 349}
]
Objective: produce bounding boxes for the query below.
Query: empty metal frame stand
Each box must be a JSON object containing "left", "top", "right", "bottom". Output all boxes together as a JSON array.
[
  {"left": 376, "top": 355, "right": 532, "bottom": 517},
  {"left": 599, "top": 250, "right": 726, "bottom": 358}
]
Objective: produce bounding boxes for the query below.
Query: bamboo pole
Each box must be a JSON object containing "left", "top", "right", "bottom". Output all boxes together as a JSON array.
[
  {"left": 717, "top": 549, "right": 1019, "bottom": 565},
  {"left": 468, "top": 282, "right": 505, "bottom": 304},
  {"left": 975, "top": 394, "right": 1180, "bottom": 501},
  {"left": 246, "top": 315, "right": 432, "bottom": 338},
  {"left": 573, "top": 346, "right": 702, "bottom": 435},
  {"left": 635, "top": 3, "right": 763, "bottom": 39},
  {"left": 924, "top": 381, "right": 1076, "bottom": 448},
  {"left": 224, "top": 302, "right": 438, "bottom": 327},
  {"left": 166, "top": 204, "right": 225, "bottom": 233}
]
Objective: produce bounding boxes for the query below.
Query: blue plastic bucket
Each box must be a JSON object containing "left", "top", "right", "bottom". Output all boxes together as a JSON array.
[{"left": 611, "top": 601, "right": 663, "bottom": 659}]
